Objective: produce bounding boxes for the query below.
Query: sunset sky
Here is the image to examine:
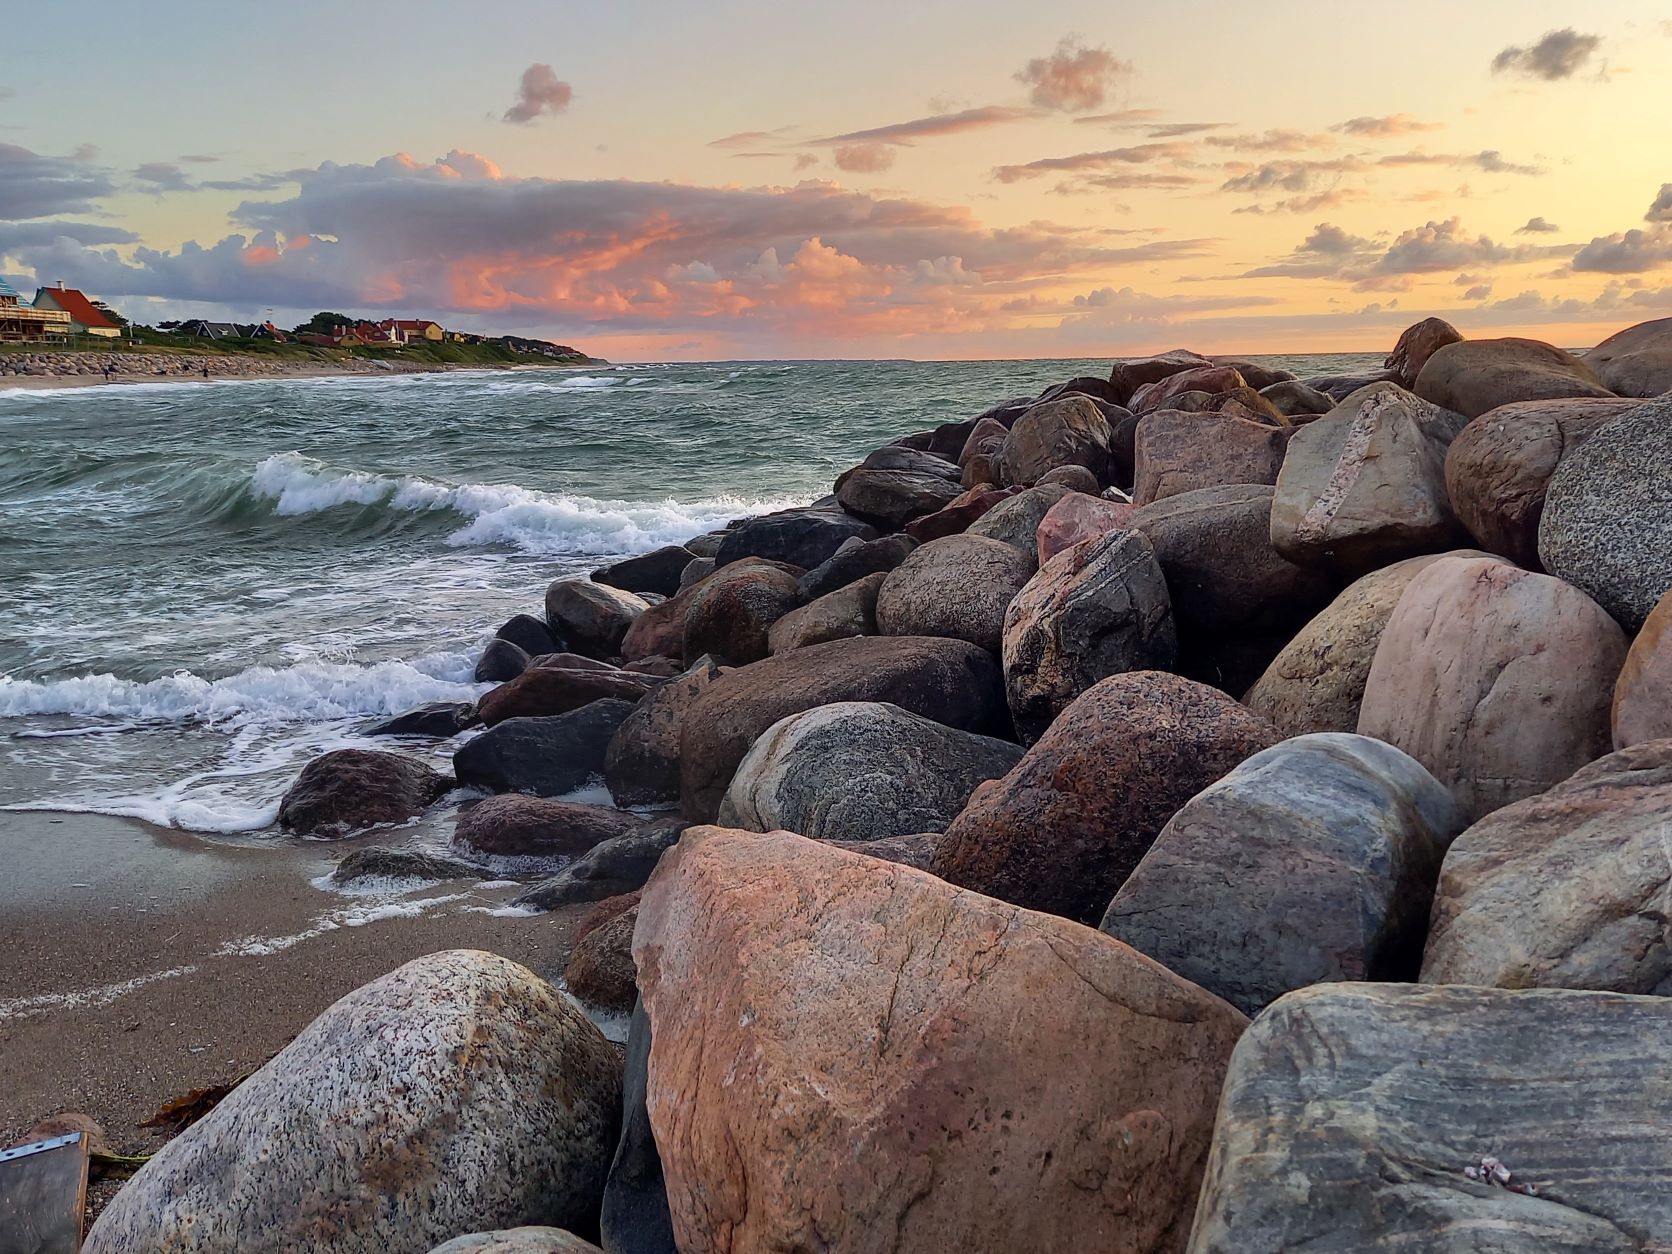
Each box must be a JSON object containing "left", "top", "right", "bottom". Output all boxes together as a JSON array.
[{"left": 4, "top": 0, "right": 1671, "bottom": 360}]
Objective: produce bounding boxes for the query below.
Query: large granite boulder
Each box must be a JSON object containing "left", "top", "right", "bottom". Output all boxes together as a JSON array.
[
  {"left": 1243, "top": 552, "right": 1487, "bottom": 737},
  {"left": 428, "top": 1231, "right": 600, "bottom": 1254},
  {"left": 766, "top": 570, "right": 883, "bottom": 653},
  {"left": 711, "top": 508, "right": 876, "bottom": 570},
  {"left": 1108, "top": 348, "right": 1213, "bottom": 405},
  {"left": 1359, "top": 555, "right": 1628, "bottom": 820},
  {"left": 717, "top": 701, "right": 1023, "bottom": 840},
  {"left": 634, "top": 828, "right": 1247, "bottom": 1254},
  {"left": 1259, "top": 379, "right": 1335, "bottom": 418},
  {"left": 1129, "top": 365, "right": 1246, "bottom": 414},
  {"left": 514, "top": 818, "right": 684, "bottom": 911},
  {"left": 678, "top": 557, "right": 801, "bottom": 665},
  {"left": 996, "top": 395, "right": 1115, "bottom": 486},
  {"left": 590, "top": 546, "right": 693, "bottom": 598},
  {"left": 1189, "top": 983, "right": 1672, "bottom": 1252},
  {"left": 1103, "top": 734, "right": 1465, "bottom": 1016},
  {"left": 1035, "top": 491, "right": 1135, "bottom": 564},
  {"left": 1414, "top": 336, "right": 1613, "bottom": 419},
  {"left": 1444, "top": 397, "right": 1639, "bottom": 567},
  {"left": 603, "top": 658, "right": 723, "bottom": 808},
  {"left": 934, "top": 671, "right": 1279, "bottom": 923},
  {"left": 1001, "top": 528, "right": 1176, "bottom": 742},
  {"left": 1270, "top": 382, "right": 1469, "bottom": 575},
  {"left": 456, "top": 700, "right": 636, "bottom": 797},
  {"left": 277, "top": 749, "right": 452, "bottom": 837},
  {"left": 834, "top": 465, "right": 962, "bottom": 529},
  {"left": 965, "top": 483, "right": 1072, "bottom": 561},
  {"left": 476, "top": 667, "right": 656, "bottom": 726},
  {"left": 452, "top": 795, "right": 643, "bottom": 864},
  {"left": 544, "top": 580, "right": 648, "bottom": 660},
  {"left": 1583, "top": 316, "right": 1672, "bottom": 397},
  {"left": 795, "top": 532, "right": 917, "bottom": 599},
  {"left": 84, "top": 951, "right": 622, "bottom": 1254},
  {"left": 1614, "top": 587, "right": 1672, "bottom": 748},
  {"left": 1421, "top": 740, "right": 1672, "bottom": 993},
  {"left": 1129, "top": 484, "right": 1332, "bottom": 694},
  {"left": 678, "top": 635, "right": 1007, "bottom": 821},
  {"left": 1538, "top": 394, "right": 1672, "bottom": 629},
  {"left": 875, "top": 534, "right": 1034, "bottom": 652},
  {"left": 1383, "top": 316, "right": 1463, "bottom": 389},
  {"left": 1132, "top": 410, "right": 1288, "bottom": 506}
]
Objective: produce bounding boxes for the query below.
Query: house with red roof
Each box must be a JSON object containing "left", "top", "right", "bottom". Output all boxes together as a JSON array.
[
  {"left": 33, "top": 282, "right": 121, "bottom": 338},
  {"left": 382, "top": 317, "right": 443, "bottom": 343}
]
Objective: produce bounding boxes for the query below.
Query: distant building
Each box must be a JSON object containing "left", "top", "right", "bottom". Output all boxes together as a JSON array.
[
  {"left": 0, "top": 277, "right": 71, "bottom": 341},
  {"left": 383, "top": 318, "right": 443, "bottom": 343},
  {"left": 32, "top": 282, "right": 120, "bottom": 338},
  {"left": 176, "top": 319, "right": 240, "bottom": 340}
]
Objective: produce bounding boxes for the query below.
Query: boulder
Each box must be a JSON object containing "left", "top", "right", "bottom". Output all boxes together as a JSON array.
[
  {"left": 1035, "top": 491, "right": 1136, "bottom": 565},
  {"left": 455, "top": 700, "right": 636, "bottom": 797},
  {"left": 1583, "top": 315, "right": 1672, "bottom": 397},
  {"left": 564, "top": 904, "right": 638, "bottom": 1014},
  {"left": 903, "top": 485, "right": 1015, "bottom": 542},
  {"left": 1036, "top": 375, "right": 1125, "bottom": 406},
  {"left": 277, "top": 749, "right": 452, "bottom": 837},
  {"left": 513, "top": 819, "right": 685, "bottom": 911},
  {"left": 956, "top": 415, "right": 1010, "bottom": 487},
  {"left": 965, "top": 482, "right": 1071, "bottom": 560},
  {"left": 679, "top": 557, "right": 801, "bottom": 664},
  {"left": 618, "top": 588, "right": 694, "bottom": 662},
  {"left": 934, "top": 671, "right": 1279, "bottom": 923},
  {"left": 1033, "top": 463, "right": 1100, "bottom": 493},
  {"left": 453, "top": 795, "right": 643, "bottom": 863},
  {"left": 833, "top": 466, "right": 963, "bottom": 529},
  {"left": 675, "top": 557, "right": 713, "bottom": 591},
  {"left": 1444, "top": 397, "right": 1639, "bottom": 567},
  {"left": 1259, "top": 378, "right": 1335, "bottom": 417},
  {"left": 590, "top": 546, "right": 694, "bottom": 598},
  {"left": 544, "top": 580, "right": 648, "bottom": 659},
  {"left": 633, "top": 828, "right": 1247, "bottom": 1254},
  {"left": 678, "top": 635, "right": 1007, "bottom": 821},
  {"left": 84, "top": 951, "right": 622, "bottom": 1254},
  {"left": 1383, "top": 316, "right": 1463, "bottom": 389},
  {"left": 476, "top": 667, "right": 656, "bottom": 726},
  {"left": 598, "top": 1003, "right": 676, "bottom": 1254},
  {"left": 1243, "top": 552, "right": 1486, "bottom": 737},
  {"left": 620, "top": 655, "right": 681, "bottom": 678},
  {"left": 1270, "top": 382, "right": 1469, "bottom": 575},
  {"left": 330, "top": 846, "right": 478, "bottom": 888},
  {"left": 682, "top": 532, "right": 724, "bottom": 559},
  {"left": 1421, "top": 740, "right": 1672, "bottom": 993},
  {"left": 1208, "top": 357, "right": 1297, "bottom": 391},
  {"left": 1129, "top": 484, "right": 1332, "bottom": 694},
  {"left": 495, "top": 613, "right": 563, "bottom": 658},
  {"left": 1132, "top": 410, "right": 1289, "bottom": 506},
  {"left": 475, "top": 637, "right": 530, "bottom": 683},
  {"left": 1614, "top": 587, "right": 1672, "bottom": 747},
  {"left": 1358, "top": 555, "right": 1628, "bottom": 820},
  {"left": 362, "top": 701, "right": 475, "bottom": 738},
  {"left": 1002, "top": 529, "right": 1177, "bottom": 742},
  {"left": 526, "top": 652, "right": 615, "bottom": 673},
  {"left": 1103, "top": 734, "right": 1465, "bottom": 1016},
  {"left": 995, "top": 395, "right": 1115, "bottom": 486},
  {"left": 429, "top": 1231, "right": 601, "bottom": 1254},
  {"left": 874, "top": 534, "right": 1034, "bottom": 652},
  {"left": 1300, "top": 369, "right": 1399, "bottom": 401},
  {"left": 1538, "top": 394, "right": 1672, "bottom": 629},
  {"left": 717, "top": 701, "right": 1023, "bottom": 840},
  {"left": 1189, "top": 983, "right": 1672, "bottom": 1253},
  {"left": 603, "top": 658, "right": 724, "bottom": 808},
  {"left": 712, "top": 508, "right": 875, "bottom": 570},
  {"left": 1108, "top": 348, "right": 1213, "bottom": 405},
  {"left": 1128, "top": 365, "right": 1246, "bottom": 414},
  {"left": 819, "top": 830, "right": 941, "bottom": 870},
  {"left": 766, "top": 570, "right": 883, "bottom": 653},
  {"left": 892, "top": 418, "right": 983, "bottom": 460},
  {"left": 795, "top": 532, "right": 917, "bottom": 599},
  {"left": 1414, "top": 336, "right": 1613, "bottom": 419},
  {"left": 856, "top": 444, "right": 960, "bottom": 477}
]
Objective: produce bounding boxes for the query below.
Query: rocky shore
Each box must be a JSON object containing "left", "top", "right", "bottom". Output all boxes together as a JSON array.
[
  {"left": 75, "top": 315, "right": 1672, "bottom": 1251},
  {"left": 2, "top": 349, "right": 479, "bottom": 385}
]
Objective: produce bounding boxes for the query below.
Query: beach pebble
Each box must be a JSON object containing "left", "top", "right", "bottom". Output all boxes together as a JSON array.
[{"left": 277, "top": 748, "right": 453, "bottom": 837}]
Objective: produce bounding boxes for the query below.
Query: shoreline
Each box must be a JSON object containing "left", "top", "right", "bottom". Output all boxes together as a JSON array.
[{"left": 0, "top": 357, "right": 597, "bottom": 394}]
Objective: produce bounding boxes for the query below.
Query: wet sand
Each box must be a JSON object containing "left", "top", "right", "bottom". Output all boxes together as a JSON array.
[{"left": 0, "top": 812, "right": 588, "bottom": 1156}]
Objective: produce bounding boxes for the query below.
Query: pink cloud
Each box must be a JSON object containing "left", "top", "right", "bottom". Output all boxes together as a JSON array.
[{"left": 503, "top": 64, "right": 573, "bottom": 125}]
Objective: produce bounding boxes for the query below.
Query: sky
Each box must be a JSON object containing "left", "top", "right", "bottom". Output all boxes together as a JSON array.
[{"left": 3, "top": 0, "right": 1671, "bottom": 361}]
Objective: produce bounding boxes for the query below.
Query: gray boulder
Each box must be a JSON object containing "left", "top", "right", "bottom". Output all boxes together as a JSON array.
[
  {"left": 1582, "top": 315, "right": 1672, "bottom": 397},
  {"left": 875, "top": 534, "right": 1034, "bottom": 653},
  {"left": 767, "top": 570, "right": 883, "bottom": 653},
  {"left": 544, "top": 580, "right": 648, "bottom": 659},
  {"left": 513, "top": 819, "right": 685, "bottom": 911},
  {"left": 591, "top": 546, "right": 694, "bottom": 598},
  {"left": 1414, "top": 337, "right": 1614, "bottom": 419},
  {"left": 475, "top": 637, "right": 531, "bottom": 683},
  {"left": 965, "top": 483, "right": 1072, "bottom": 561},
  {"left": 833, "top": 466, "right": 962, "bottom": 529},
  {"left": 603, "top": 658, "right": 724, "bottom": 808},
  {"left": 795, "top": 532, "right": 917, "bottom": 599},
  {"left": 429, "top": 1231, "right": 600, "bottom": 1254},
  {"left": 1259, "top": 379, "right": 1335, "bottom": 417},
  {"left": 712, "top": 508, "right": 876, "bottom": 570},
  {"left": 454, "top": 700, "right": 635, "bottom": 797},
  {"left": 1102, "top": 734, "right": 1465, "bottom": 1016},
  {"left": 277, "top": 749, "right": 452, "bottom": 838},
  {"left": 996, "top": 395, "right": 1115, "bottom": 486}
]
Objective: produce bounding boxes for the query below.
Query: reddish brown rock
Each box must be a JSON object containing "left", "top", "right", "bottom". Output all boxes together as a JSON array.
[
  {"left": 277, "top": 749, "right": 452, "bottom": 837},
  {"left": 1108, "top": 348, "right": 1213, "bottom": 405},
  {"left": 933, "top": 671, "right": 1280, "bottom": 923},
  {"left": 544, "top": 580, "right": 648, "bottom": 659},
  {"left": 956, "top": 415, "right": 1010, "bottom": 488},
  {"left": 1384, "top": 316, "right": 1463, "bottom": 390},
  {"left": 1036, "top": 491, "right": 1135, "bottom": 565},
  {"left": 679, "top": 557, "right": 802, "bottom": 665},
  {"left": 633, "top": 827, "right": 1247, "bottom": 1254},
  {"left": 1583, "top": 315, "right": 1672, "bottom": 397},
  {"left": 1413, "top": 337, "right": 1613, "bottom": 419},
  {"left": 903, "top": 486, "right": 1016, "bottom": 542},
  {"left": 996, "top": 395, "right": 1115, "bottom": 486},
  {"left": 564, "top": 904, "right": 639, "bottom": 1013},
  {"left": 1131, "top": 410, "right": 1289, "bottom": 506},
  {"left": 477, "top": 666, "right": 658, "bottom": 726},
  {"left": 766, "top": 571, "right": 883, "bottom": 653},
  {"left": 452, "top": 795, "right": 643, "bottom": 861},
  {"left": 619, "top": 587, "right": 693, "bottom": 662},
  {"left": 1613, "top": 586, "right": 1672, "bottom": 748},
  {"left": 1128, "top": 365, "right": 1246, "bottom": 414}
]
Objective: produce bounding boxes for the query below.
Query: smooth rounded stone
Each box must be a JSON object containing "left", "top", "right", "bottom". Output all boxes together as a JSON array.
[
  {"left": 678, "top": 557, "right": 801, "bottom": 665},
  {"left": 1128, "top": 364, "right": 1246, "bottom": 414},
  {"left": 1299, "top": 369, "right": 1398, "bottom": 401},
  {"left": 1036, "top": 374, "right": 1125, "bottom": 406},
  {"left": 1444, "top": 397, "right": 1640, "bottom": 567},
  {"left": 1383, "top": 316, "right": 1463, "bottom": 389},
  {"left": 1002, "top": 529, "right": 1176, "bottom": 742},
  {"left": 429, "top": 1230, "right": 601, "bottom": 1254},
  {"left": 1358, "top": 555, "right": 1628, "bottom": 821},
  {"left": 1129, "top": 484, "right": 1331, "bottom": 694},
  {"left": 795, "top": 532, "right": 916, "bottom": 599},
  {"left": 603, "top": 658, "right": 724, "bottom": 809},
  {"left": 1208, "top": 356, "right": 1296, "bottom": 391},
  {"left": 712, "top": 508, "right": 876, "bottom": 570},
  {"left": 681, "top": 532, "right": 724, "bottom": 559},
  {"left": 84, "top": 951, "right": 622, "bottom": 1254},
  {"left": 1188, "top": 983, "right": 1672, "bottom": 1254},
  {"left": 995, "top": 395, "right": 1115, "bottom": 486},
  {"left": 1270, "top": 382, "right": 1469, "bottom": 575},
  {"left": 514, "top": 818, "right": 685, "bottom": 910},
  {"left": 453, "top": 795, "right": 643, "bottom": 867},
  {"left": 1211, "top": 385, "right": 1288, "bottom": 426},
  {"left": 1538, "top": 395, "right": 1672, "bottom": 629},
  {"left": 476, "top": 667, "right": 657, "bottom": 726},
  {"left": 599, "top": 1002, "right": 675, "bottom": 1254},
  {"left": 678, "top": 635, "right": 1007, "bottom": 822},
  {"left": 717, "top": 701, "right": 1023, "bottom": 840},
  {"left": 618, "top": 585, "right": 697, "bottom": 661},
  {"left": 1429, "top": 742, "right": 1672, "bottom": 993},
  {"left": 634, "top": 828, "right": 1247, "bottom": 1254},
  {"left": 620, "top": 655, "right": 681, "bottom": 678},
  {"left": 455, "top": 700, "right": 636, "bottom": 797},
  {"left": 874, "top": 534, "right": 1034, "bottom": 652},
  {"left": 1103, "top": 734, "right": 1465, "bottom": 1016},
  {"left": 934, "top": 671, "right": 1279, "bottom": 924},
  {"left": 1033, "top": 463, "right": 1099, "bottom": 492},
  {"left": 495, "top": 613, "right": 563, "bottom": 658},
  {"left": 1259, "top": 378, "right": 1335, "bottom": 417},
  {"left": 590, "top": 546, "right": 694, "bottom": 598},
  {"left": 1583, "top": 315, "right": 1672, "bottom": 397},
  {"left": 902, "top": 485, "right": 1015, "bottom": 542},
  {"left": 956, "top": 415, "right": 1010, "bottom": 486},
  {"left": 964, "top": 482, "right": 1071, "bottom": 562},
  {"left": 766, "top": 570, "right": 882, "bottom": 653},
  {"left": 856, "top": 444, "right": 960, "bottom": 478},
  {"left": 1243, "top": 552, "right": 1487, "bottom": 737},
  {"left": 544, "top": 580, "right": 649, "bottom": 659},
  {"left": 527, "top": 652, "right": 616, "bottom": 673},
  {"left": 892, "top": 417, "right": 983, "bottom": 460},
  {"left": 833, "top": 465, "right": 963, "bottom": 529},
  {"left": 1414, "top": 336, "right": 1613, "bottom": 419},
  {"left": 675, "top": 556, "right": 713, "bottom": 591},
  {"left": 277, "top": 749, "right": 452, "bottom": 838},
  {"left": 331, "top": 846, "right": 478, "bottom": 888},
  {"left": 564, "top": 905, "right": 638, "bottom": 1014},
  {"left": 818, "top": 830, "right": 941, "bottom": 870},
  {"left": 475, "top": 637, "right": 531, "bottom": 683},
  {"left": 1614, "top": 587, "right": 1672, "bottom": 747},
  {"left": 1131, "top": 409, "right": 1289, "bottom": 506},
  {"left": 1107, "top": 347, "right": 1212, "bottom": 405},
  {"left": 1035, "top": 492, "right": 1135, "bottom": 565},
  {"left": 362, "top": 701, "right": 476, "bottom": 738}
]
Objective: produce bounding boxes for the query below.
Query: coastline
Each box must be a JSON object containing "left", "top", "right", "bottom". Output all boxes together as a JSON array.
[{"left": 0, "top": 355, "right": 596, "bottom": 394}]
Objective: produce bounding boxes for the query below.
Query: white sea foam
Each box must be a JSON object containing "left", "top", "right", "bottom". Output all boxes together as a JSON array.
[
  {"left": 0, "top": 964, "right": 200, "bottom": 1023},
  {"left": 215, "top": 891, "right": 471, "bottom": 958}
]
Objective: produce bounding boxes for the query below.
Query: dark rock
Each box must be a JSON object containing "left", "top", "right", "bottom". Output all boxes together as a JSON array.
[
  {"left": 833, "top": 466, "right": 963, "bottom": 529},
  {"left": 996, "top": 396, "right": 1115, "bottom": 486},
  {"left": 818, "top": 830, "right": 941, "bottom": 870},
  {"left": 1129, "top": 365, "right": 1246, "bottom": 414},
  {"left": 1383, "top": 316, "right": 1463, "bottom": 389},
  {"left": 1259, "top": 379, "right": 1335, "bottom": 417},
  {"left": 453, "top": 795, "right": 643, "bottom": 862},
  {"left": 361, "top": 701, "right": 475, "bottom": 738},
  {"left": 676, "top": 556, "right": 714, "bottom": 590},
  {"left": 796, "top": 533, "right": 917, "bottom": 600},
  {"left": 527, "top": 652, "right": 617, "bottom": 672},
  {"left": 1107, "top": 348, "right": 1213, "bottom": 406},
  {"left": 599, "top": 1002, "right": 677, "bottom": 1254},
  {"left": 475, "top": 637, "right": 531, "bottom": 683},
  {"left": 903, "top": 486, "right": 1017, "bottom": 542},
  {"left": 875, "top": 534, "right": 1034, "bottom": 652},
  {"left": 857, "top": 445, "right": 960, "bottom": 477},
  {"left": 429, "top": 1229, "right": 603, "bottom": 1254},
  {"left": 1300, "top": 370, "right": 1400, "bottom": 401},
  {"left": 544, "top": 580, "right": 649, "bottom": 659},
  {"left": 890, "top": 418, "right": 981, "bottom": 460},
  {"left": 496, "top": 612, "right": 563, "bottom": 657},
  {"left": 277, "top": 749, "right": 452, "bottom": 838},
  {"left": 590, "top": 546, "right": 695, "bottom": 598},
  {"left": 330, "top": 846, "right": 479, "bottom": 888},
  {"left": 514, "top": 819, "right": 685, "bottom": 910},
  {"left": 620, "top": 655, "right": 681, "bottom": 678},
  {"left": 477, "top": 667, "right": 657, "bottom": 726},
  {"left": 455, "top": 699, "right": 636, "bottom": 796},
  {"left": 1414, "top": 336, "right": 1613, "bottom": 419},
  {"left": 1035, "top": 375, "right": 1124, "bottom": 406},
  {"left": 965, "top": 483, "right": 1071, "bottom": 562},
  {"left": 681, "top": 532, "right": 725, "bottom": 559},
  {"left": 679, "top": 558, "right": 802, "bottom": 664},
  {"left": 564, "top": 905, "right": 639, "bottom": 1014},
  {"left": 604, "top": 658, "right": 725, "bottom": 808},
  {"left": 712, "top": 508, "right": 876, "bottom": 570}
]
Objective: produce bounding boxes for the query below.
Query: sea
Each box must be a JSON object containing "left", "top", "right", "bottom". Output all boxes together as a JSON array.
[{"left": 0, "top": 355, "right": 1383, "bottom": 839}]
